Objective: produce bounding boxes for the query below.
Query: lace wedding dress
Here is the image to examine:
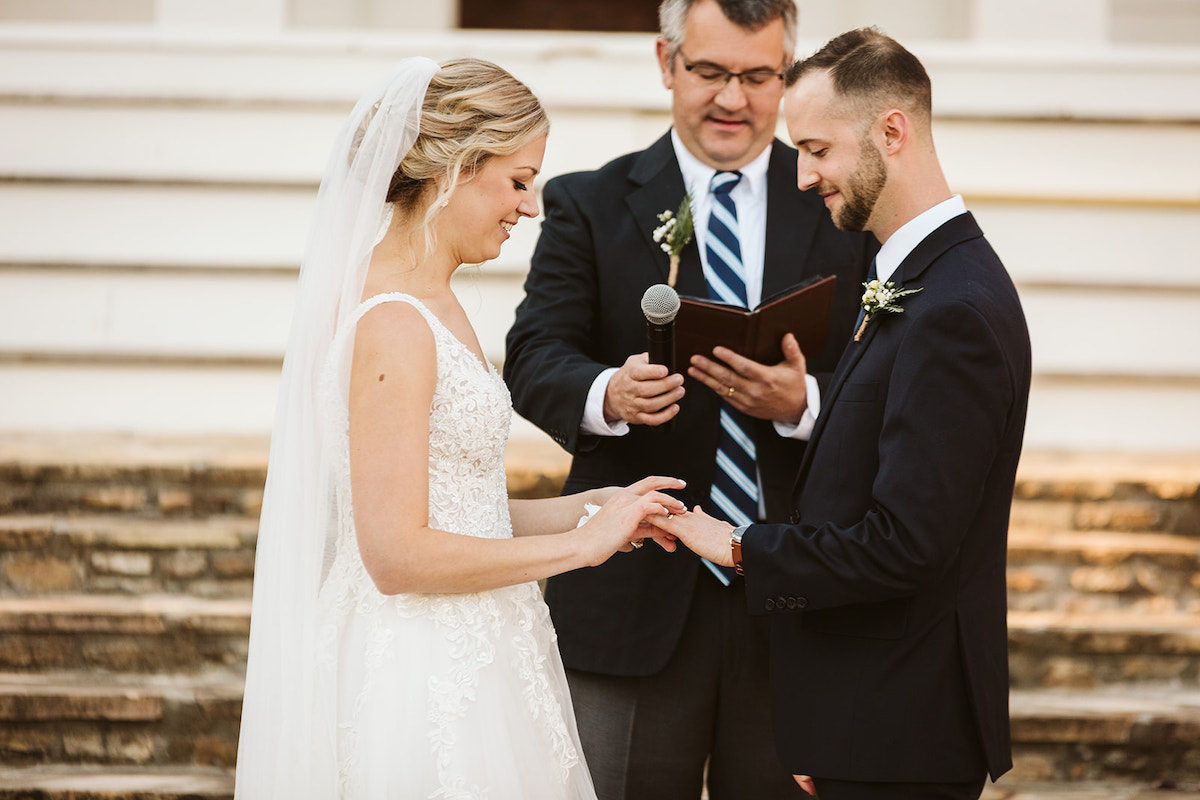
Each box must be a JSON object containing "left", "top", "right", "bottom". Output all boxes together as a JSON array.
[{"left": 315, "top": 293, "right": 596, "bottom": 799}]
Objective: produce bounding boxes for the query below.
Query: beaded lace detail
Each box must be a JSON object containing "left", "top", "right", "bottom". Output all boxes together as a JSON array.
[{"left": 317, "top": 293, "right": 580, "bottom": 797}]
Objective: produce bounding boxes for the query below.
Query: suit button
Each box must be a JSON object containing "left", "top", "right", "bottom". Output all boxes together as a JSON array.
[
  {"left": 765, "top": 598, "right": 776, "bottom": 611},
  {"left": 789, "top": 510, "right": 801, "bottom": 524},
  {"left": 796, "top": 597, "right": 808, "bottom": 609},
  {"left": 786, "top": 597, "right": 797, "bottom": 609}
]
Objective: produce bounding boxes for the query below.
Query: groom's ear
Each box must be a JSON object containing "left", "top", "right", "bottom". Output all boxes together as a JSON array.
[{"left": 877, "top": 109, "right": 909, "bottom": 156}]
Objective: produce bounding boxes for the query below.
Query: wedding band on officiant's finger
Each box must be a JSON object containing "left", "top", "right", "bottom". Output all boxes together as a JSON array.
[
  {"left": 727, "top": 386, "right": 736, "bottom": 397},
  {"left": 630, "top": 539, "right": 644, "bottom": 549}
]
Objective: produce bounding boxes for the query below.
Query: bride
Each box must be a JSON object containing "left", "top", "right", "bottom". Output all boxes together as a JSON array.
[{"left": 234, "top": 57, "right": 684, "bottom": 799}]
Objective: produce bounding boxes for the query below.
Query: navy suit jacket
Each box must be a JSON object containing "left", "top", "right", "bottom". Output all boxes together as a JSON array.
[
  {"left": 504, "top": 133, "right": 875, "bottom": 675},
  {"left": 742, "top": 212, "right": 1029, "bottom": 782}
]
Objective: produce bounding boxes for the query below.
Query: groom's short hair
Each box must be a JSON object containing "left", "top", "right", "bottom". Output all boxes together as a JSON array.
[{"left": 786, "top": 27, "right": 932, "bottom": 125}]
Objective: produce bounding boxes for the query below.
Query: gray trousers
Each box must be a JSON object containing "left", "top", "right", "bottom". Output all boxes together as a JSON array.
[{"left": 565, "top": 573, "right": 806, "bottom": 800}]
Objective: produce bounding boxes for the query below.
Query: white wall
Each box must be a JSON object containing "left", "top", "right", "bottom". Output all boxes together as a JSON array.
[{"left": 0, "top": 22, "right": 1198, "bottom": 451}]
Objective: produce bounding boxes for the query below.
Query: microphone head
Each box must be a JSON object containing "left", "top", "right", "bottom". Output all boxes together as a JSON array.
[{"left": 641, "top": 283, "right": 680, "bottom": 325}]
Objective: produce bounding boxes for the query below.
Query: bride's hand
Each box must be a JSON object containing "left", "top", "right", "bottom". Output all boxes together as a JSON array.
[
  {"left": 591, "top": 475, "right": 686, "bottom": 507},
  {"left": 579, "top": 479, "right": 685, "bottom": 565}
]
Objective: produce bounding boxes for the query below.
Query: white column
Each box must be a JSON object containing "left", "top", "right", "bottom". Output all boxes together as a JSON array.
[
  {"left": 288, "top": 0, "right": 456, "bottom": 29},
  {"left": 970, "top": 0, "right": 1110, "bottom": 43},
  {"left": 156, "top": 0, "right": 288, "bottom": 29},
  {"left": 369, "top": 0, "right": 456, "bottom": 30}
]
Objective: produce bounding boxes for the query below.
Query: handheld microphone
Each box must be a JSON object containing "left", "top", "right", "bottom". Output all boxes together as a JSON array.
[
  {"left": 641, "top": 283, "right": 680, "bottom": 374},
  {"left": 641, "top": 284, "right": 680, "bottom": 432}
]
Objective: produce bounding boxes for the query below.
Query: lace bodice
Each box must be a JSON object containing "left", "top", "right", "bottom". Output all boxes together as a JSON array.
[
  {"left": 323, "top": 292, "right": 512, "bottom": 546},
  {"left": 315, "top": 293, "right": 584, "bottom": 799}
]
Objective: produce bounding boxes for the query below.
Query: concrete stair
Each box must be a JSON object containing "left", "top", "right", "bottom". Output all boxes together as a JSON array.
[{"left": 0, "top": 436, "right": 1198, "bottom": 796}]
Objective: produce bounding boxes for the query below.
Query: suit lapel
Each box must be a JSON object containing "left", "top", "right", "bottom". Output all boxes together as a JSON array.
[
  {"left": 625, "top": 137, "right": 814, "bottom": 300},
  {"left": 891, "top": 211, "right": 984, "bottom": 287},
  {"left": 790, "top": 212, "right": 986, "bottom": 496},
  {"left": 790, "top": 313, "right": 879, "bottom": 492},
  {"left": 624, "top": 134, "right": 703, "bottom": 290}
]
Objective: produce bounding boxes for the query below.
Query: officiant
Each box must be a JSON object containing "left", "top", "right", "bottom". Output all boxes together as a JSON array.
[{"left": 503, "top": 2, "right": 874, "bottom": 797}]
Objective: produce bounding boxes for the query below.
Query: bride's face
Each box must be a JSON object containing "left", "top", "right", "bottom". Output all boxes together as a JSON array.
[{"left": 441, "top": 135, "right": 546, "bottom": 266}]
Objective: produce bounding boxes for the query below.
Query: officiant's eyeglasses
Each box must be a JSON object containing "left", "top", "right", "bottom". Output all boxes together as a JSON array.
[{"left": 678, "top": 52, "right": 784, "bottom": 93}]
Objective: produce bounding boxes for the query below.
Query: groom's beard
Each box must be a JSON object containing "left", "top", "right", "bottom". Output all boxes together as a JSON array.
[{"left": 833, "top": 138, "right": 887, "bottom": 233}]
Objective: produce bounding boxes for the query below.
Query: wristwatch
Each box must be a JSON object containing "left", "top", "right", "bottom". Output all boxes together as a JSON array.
[{"left": 730, "top": 524, "right": 750, "bottom": 576}]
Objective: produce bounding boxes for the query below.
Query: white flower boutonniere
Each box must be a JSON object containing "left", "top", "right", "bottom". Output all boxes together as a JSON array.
[
  {"left": 652, "top": 192, "right": 694, "bottom": 287},
  {"left": 855, "top": 279, "right": 923, "bottom": 341}
]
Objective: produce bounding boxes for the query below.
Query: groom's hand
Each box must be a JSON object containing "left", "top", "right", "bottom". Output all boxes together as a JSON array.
[
  {"left": 688, "top": 333, "right": 808, "bottom": 424},
  {"left": 603, "top": 353, "right": 686, "bottom": 426},
  {"left": 650, "top": 505, "right": 734, "bottom": 566},
  {"left": 794, "top": 775, "right": 816, "bottom": 795}
]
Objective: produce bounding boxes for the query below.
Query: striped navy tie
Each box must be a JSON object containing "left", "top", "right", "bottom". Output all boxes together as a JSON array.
[{"left": 705, "top": 171, "right": 756, "bottom": 585}]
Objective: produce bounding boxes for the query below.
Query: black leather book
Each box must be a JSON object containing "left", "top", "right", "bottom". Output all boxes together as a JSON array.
[{"left": 674, "top": 274, "right": 837, "bottom": 366}]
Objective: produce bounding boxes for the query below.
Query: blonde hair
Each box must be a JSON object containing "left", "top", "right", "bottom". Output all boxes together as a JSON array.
[{"left": 387, "top": 58, "right": 549, "bottom": 253}]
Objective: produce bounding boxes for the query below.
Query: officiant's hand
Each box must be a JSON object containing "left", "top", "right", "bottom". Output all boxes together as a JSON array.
[
  {"left": 688, "top": 333, "right": 808, "bottom": 424},
  {"left": 603, "top": 353, "right": 686, "bottom": 426}
]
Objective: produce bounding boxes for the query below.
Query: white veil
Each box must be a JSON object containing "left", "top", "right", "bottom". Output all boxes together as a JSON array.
[{"left": 234, "top": 57, "right": 439, "bottom": 799}]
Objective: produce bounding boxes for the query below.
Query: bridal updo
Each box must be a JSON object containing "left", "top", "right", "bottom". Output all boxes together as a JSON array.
[{"left": 387, "top": 58, "right": 549, "bottom": 213}]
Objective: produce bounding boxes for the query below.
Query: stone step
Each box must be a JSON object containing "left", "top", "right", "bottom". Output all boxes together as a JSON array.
[
  {"left": 1008, "top": 611, "right": 1200, "bottom": 688},
  {"left": 6, "top": 592, "right": 1195, "bottom": 690},
  {"left": 0, "top": 515, "right": 257, "bottom": 597},
  {"left": 0, "top": 434, "right": 571, "bottom": 519},
  {"left": 0, "top": 670, "right": 243, "bottom": 768},
  {"left": 1010, "top": 452, "right": 1200, "bottom": 538},
  {"left": 0, "top": 434, "right": 269, "bottom": 518},
  {"left": 982, "top": 782, "right": 1200, "bottom": 799},
  {"left": 3, "top": 436, "right": 1200, "bottom": 530},
  {"left": 1007, "top": 527, "right": 1200, "bottom": 613},
  {"left": 1, "top": 671, "right": 1195, "bottom": 781},
  {"left": 4, "top": 515, "right": 1197, "bottom": 609},
  {"left": 0, "top": 594, "right": 250, "bottom": 673},
  {"left": 0, "top": 774, "right": 1189, "bottom": 800},
  {"left": 0, "top": 765, "right": 234, "bottom": 800},
  {"left": 1008, "top": 686, "right": 1200, "bottom": 783}
]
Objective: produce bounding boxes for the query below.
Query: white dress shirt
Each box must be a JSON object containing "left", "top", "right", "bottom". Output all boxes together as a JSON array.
[
  {"left": 874, "top": 195, "right": 967, "bottom": 284},
  {"left": 581, "top": 132, "right": 820, "bottom": 440}
]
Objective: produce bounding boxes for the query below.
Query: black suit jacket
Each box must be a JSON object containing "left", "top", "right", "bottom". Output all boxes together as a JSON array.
[
  {"left": 504, "top": 132, "right": 874, "bottom": 676},
  {"left": 742, "top": 212, "right": 1029, "bottom": 782}
]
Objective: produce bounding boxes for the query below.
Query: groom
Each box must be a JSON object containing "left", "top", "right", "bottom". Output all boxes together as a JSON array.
[{"left": 655, "top": 28, "right": 1031, "bottom": 800}]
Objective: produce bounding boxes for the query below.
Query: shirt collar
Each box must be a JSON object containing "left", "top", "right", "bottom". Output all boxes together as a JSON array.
[
  {"left": 874, "top": 195, "right": 967, "bottom": 284},
  {"left": 670, "top": 129, "right": 771, "bottom": 200}
]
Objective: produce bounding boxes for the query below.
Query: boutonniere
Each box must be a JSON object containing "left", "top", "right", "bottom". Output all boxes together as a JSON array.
[
  {"left": 652, "top": 192, "right": 694, "bottom": 287},
  {"left": 855, "top": 279, "right": 923, "bottom": 341}
]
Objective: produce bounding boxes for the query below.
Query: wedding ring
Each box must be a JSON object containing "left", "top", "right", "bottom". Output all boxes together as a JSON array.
[
  {"left": 667, "top": 512, "right": 675, "bottom": 520},
  {"left": 630, "top": 539, "right": 644, "bottom": 549},
  {"left": 727, "top": 386, "right": 736, "bottom": 397}
]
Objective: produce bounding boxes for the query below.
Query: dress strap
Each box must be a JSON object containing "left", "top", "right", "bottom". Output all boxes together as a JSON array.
[{"left": 349, "top": 292, "right": 441, "bottom": 335}]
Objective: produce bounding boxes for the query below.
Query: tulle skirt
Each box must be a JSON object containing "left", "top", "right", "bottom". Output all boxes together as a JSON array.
[{"left": 324, "top": 580, "right": 596, "bottom": 800}]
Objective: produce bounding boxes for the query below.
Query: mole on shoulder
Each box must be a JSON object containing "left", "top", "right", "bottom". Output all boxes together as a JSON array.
[{"left": 378, "top": 374, "right": 386, "bottom": 382}]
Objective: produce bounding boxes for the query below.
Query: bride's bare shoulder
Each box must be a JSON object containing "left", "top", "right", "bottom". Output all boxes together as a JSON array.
[{"left": 352, "top": 297, "right": 436, "bottom": 381}]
